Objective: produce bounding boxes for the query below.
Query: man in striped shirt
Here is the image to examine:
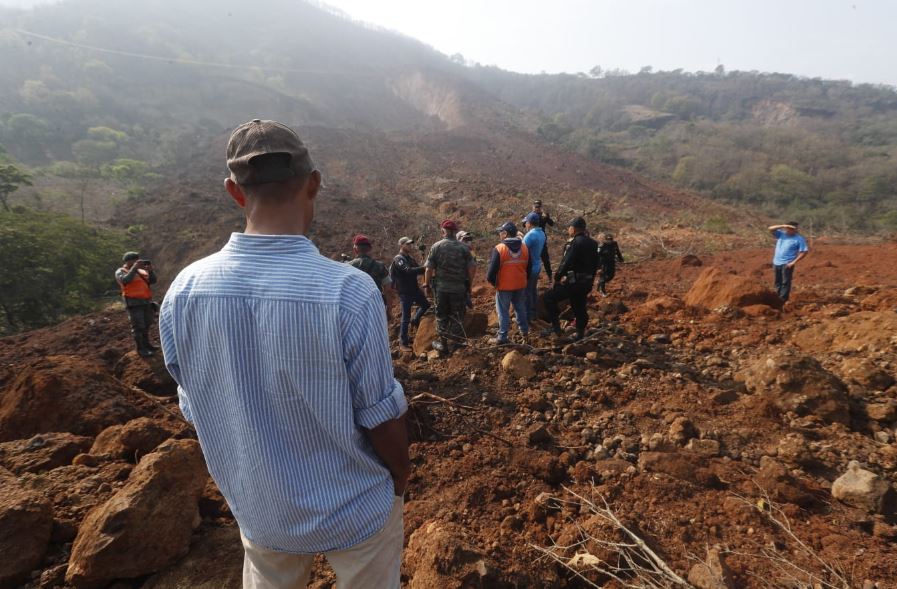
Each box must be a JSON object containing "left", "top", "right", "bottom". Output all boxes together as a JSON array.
[{"left": 160, "top": 120, "right": 409, "bottom": 589}]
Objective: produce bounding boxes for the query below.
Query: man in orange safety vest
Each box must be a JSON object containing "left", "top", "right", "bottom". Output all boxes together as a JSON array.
[
  {"left": 115, "top": 251, "right": 158, "bottom": 357},
  {"left": 485, "top": 221, "right": 532, "bottom": 345}
]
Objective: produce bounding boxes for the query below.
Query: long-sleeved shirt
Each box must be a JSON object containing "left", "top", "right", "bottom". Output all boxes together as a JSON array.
[
  {"left": 597, "top": 240, "right": 624, "bottom": 266},
  {"left": 159, "top": 233, "right": 406, "bottom": 554},
  {"left": 486, "top": 236, "right": 533, "bottom": 287},
  {"left": 555, "top": 233, "right": 600, "bottom": 281},
  {"left": 390, "top": 253, "right": 425, "bottom": 295}
]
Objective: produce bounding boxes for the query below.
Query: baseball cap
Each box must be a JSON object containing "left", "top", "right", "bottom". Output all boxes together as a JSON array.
[
  {"left": 226, "top": 119, "right": 314, "bottom": 185},
  {"left": 122, "top": 251, "right": 140, "bottom": 262},
  {"left": 604, "top": 233, "right": 614, "bottom": 241},
  {"left": 398, "top": 236, "right": 414, "bottom": 246},
  {"left": 456, "top": 231, "right": 471, "bottom": 241},
  {"left": 568, "top": 216, "right": 587, "bottom": 230},
  {"left": 497, "top": 221, "right": 518, "bottom": 236},
  {"left": 523, "top": 212, "right": 541, "bottom": 226},
  {"left": 353, "top": 234, "right": 372, "bottom": 247},
  {"left": 441, "top": 219, "right": 458, "bottom": 231}
]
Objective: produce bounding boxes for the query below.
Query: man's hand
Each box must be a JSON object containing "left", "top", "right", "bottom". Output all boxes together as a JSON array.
[
  {"left": 364, "top": 416, "right": 411, "bottom": 497},
  {"left": 786, "top": 261, "right": 796, "bottom": 269}
]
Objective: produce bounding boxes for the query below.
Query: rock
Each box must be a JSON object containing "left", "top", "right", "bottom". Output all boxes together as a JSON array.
[
  {"left": 680, "top": 254, "right": 703, "bottom": 267},
  {"left": 90, "top": 417, "right": 188, "bottom": 462},
  {"left": 412, "top": 312, "right": 488, "bottom": 356},
  {"left": 501, "top": 350, "right": 535, "bottom": 379},
  {"left": 66, "top": 439, "right": 208, "bottom": 588},
  {"left": 874, "top": 430, "right": 892, "bottom": 444},
  {"left": 687, "top": 546, "right": 735, "bottom": 589},
  {"left": 526, "top": 424, "right": 552, "bottom": 446},
  {"left": 638, "top": 451, "right": 722, "bottom": 488},
  {"left": 114, "top": 351, "right": 178, "bottom": 396},
  {"left": 684, "top": 267, "right": 783, "bottom": 310},
  {"left": 38, "top": 564, "right": 67, "bottom": 589},
  {"left": 634, "top": 296, "right": 683, "bottom": 317},
  {"left": 0, "top": 355, "right": 158, "bottom": 442},
  {"left": 831, "top": 461, "right": 896, "bottom": 515},
  {"left": 0, "top": 467, "right": 54, "bottom": 589},
  {"left": 776, "top": 434, "right": 816, "bottom": 467},
  {"left": 756, "top": 457, "right": 818, "bottom": 508},
  {"left": 580, "top": 370, "right": 600, "bottom": 386},
  {"left": 686, "top": 438, "right": 720, "bottom": 457},
  {"left": 839, "top": 357, "right": 895, "bottom": 390},
  {"left": 405, "top": 521, "right": 497, "bottom": 589},
  {"left": 649, "top": 333, "right": 672, "bottom": 344},
  {"left": 737, "top": 349, "right": 850, "bottom": 425},
  {"left": 866, "top": 400, "right": 897, "bottom": 423},
  {"left": 141, "top": 525, "right": 242, "bottom": 589},
  {"left": 668, "top": 417, "right": 697, "bottom": 445},
  {"left": 0, "top": 432, "right": 92, "bottom": 474}
]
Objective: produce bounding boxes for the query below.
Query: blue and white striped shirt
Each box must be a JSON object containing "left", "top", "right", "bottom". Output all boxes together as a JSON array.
[{"left": 159, "top": 233, "right": 407, "bottom": 553}]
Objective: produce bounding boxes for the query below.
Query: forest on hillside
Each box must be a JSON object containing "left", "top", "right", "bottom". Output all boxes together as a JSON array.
[{"left": 469, "top": 66, "right": 897, "bottom": 231}]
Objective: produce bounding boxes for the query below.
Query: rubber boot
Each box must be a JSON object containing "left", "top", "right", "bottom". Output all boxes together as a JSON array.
[
  {"left": 134, "top": 333, "right": 153, "bottom": 357},
  {"left": 142, "top": 332, "right": 158, "bottom": 352}
]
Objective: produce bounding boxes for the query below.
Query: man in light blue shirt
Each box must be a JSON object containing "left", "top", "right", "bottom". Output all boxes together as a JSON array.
[
  {"left": 160, "top": 120, "right": 409, "bottom": 589},
  {"left": 769, "top": 221, "right": 809, "bottom": 303},
  {"left": 522, "top": 212, "right": 546, "bottom": 319}
]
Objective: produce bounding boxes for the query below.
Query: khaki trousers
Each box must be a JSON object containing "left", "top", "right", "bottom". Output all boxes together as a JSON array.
[{"left": 241, "top": 497, "right": 403, "bottom": 589}]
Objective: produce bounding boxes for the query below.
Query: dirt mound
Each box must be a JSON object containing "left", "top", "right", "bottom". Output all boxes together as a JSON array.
[
  {"left": 412, "top": 312, "right": 488, "bottom": 356},
  {"left": 684, "top": 267, "right": 782, "bottom": 310},
  {"left": 792, "top": 310, "right": 897, "bottom": 354},
  {"left": 114, "top": 352, "right": 178, "bottom": 397},
  {"left": 0, "top": 355, "right": 161, "bottom": 442},
  {"left": 0, "top": 467, "right": 54, "bottom": 589}
]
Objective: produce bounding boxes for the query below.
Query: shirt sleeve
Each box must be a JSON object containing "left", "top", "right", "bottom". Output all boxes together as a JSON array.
[
  {"left": 425, "top": 245, "right": 438, "bottom": 269},
  {"left": 798, "top": 236, "right": 809, "bottom": 252},
  {"left": 158, "top": 296, "right": 194, "bottom": 423},
  {"left": 342, "top": 286, "right": 407, "bottom": 429}
]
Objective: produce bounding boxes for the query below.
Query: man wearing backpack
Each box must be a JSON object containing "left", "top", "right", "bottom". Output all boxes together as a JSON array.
[
  {"left": 391, "top": 237, "right": 430, "bottom": 350},
  {"left": 349, "top": 235, "right": 394, "bottom": 316}
]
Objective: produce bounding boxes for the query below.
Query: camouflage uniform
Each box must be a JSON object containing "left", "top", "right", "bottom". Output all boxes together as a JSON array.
[
  {"left": 348, "top": 255, "right": 391, "bottom": 292},
  {"left": 425, "top": 237, "right": 474, "bottom": 348}
]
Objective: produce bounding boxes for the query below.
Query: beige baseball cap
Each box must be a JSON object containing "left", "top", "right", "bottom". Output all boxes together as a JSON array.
[{"left": 226, "top": 119, "right": 314, "bottom": 185}]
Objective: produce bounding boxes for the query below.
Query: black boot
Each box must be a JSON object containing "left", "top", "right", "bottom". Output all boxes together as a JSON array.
[
  {"left": 142, "top": 332, "right": 158, "bottom": 352},
  {"left": 134, "top": 333, "right": 153, "bottom": 357}
]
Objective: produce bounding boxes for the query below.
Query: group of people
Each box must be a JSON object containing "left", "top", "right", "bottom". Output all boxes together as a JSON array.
[{"left": 111, "top": 120, "right": 811, "bottom": 589}]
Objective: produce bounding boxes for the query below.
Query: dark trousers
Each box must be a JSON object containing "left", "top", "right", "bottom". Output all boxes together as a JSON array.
[
  {"left": 399, "top": 289, "right": 430, "bottom": 346},
  {"left": 126, "top": 301, "right": 155, "bottom": 350},
  {"left": 544, "top": 281, "right": 592, "bottom": 333},
  {"left": 598, "top": 263, "right": 616, "bottom": 293},
  {"left": 435, "top": 290, "right": 467, "bottom": 345},
  {"left": 541, "top": 244, "right": 552, "bottom": 278},
  {"left": 774, "top": 264, "right": 794, "bottom": 302}
]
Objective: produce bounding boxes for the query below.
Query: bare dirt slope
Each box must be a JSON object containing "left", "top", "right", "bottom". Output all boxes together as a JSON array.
[{"left": 1, "top": 240, "right": 896, "bottom": 588}]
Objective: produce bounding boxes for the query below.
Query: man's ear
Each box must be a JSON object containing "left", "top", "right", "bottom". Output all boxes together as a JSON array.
[
  {"left": 303, "top": 170, "right": 322, "bottom": 201},
  {"left": 225, "top": 178, "right": 247, "bottom": 208}
]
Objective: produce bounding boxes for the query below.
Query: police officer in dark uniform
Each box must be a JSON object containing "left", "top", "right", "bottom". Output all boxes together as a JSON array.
[{"left": 541, "top": 217, "right": 600, "bottom": 341}]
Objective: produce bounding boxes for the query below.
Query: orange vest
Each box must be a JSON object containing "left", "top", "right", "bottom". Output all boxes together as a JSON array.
[
  {"left": 496, "top": 242, "right": 529, "bottom": 291},
  {"left": 119, "top": 268, "right": 153, "bottom": 299}
]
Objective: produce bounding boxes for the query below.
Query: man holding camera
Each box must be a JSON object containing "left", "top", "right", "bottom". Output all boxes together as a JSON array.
[{"left": 115, "top": 252, "right": 158, "bottom": 357}]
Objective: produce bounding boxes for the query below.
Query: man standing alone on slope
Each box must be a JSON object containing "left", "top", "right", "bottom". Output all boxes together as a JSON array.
[
  {"left": 160, "top": 119, "right": 409, "bottom": 589},
  {"left": 115, "top": 252, "right": 158, "bottom": 357},
  {"left": 391, "top": 236, "right": 430, "bottom": 350},
  {"left": 768, "top": 221, "right": 809, "bottom": 303}
]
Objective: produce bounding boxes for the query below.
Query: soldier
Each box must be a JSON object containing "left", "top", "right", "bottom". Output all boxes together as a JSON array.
[
  {"left": 596, "top": 233, "right": 624, "bottom": 296},
  {"left": 391, "top": 237, "right": 430, "bottom": 350},
  {"left": 349, "top": 234, "right": 394, "bottom": 315},
  {"left": 542, "top": 217, "right": 600, "bottom": 341},
  {"left": 115, "top": 252, "right": 158, "bottom": 357},
  {"left": 423, "top": 220, "right": 476, "bottom": 354}
]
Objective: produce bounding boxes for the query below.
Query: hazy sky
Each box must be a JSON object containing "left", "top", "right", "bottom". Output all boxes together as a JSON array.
[
  {"left": 1, "top": 0, "right": 895, "bottom": 85},
  {"left": 325, "top": 0, "right": 897, "bottom": 86}
]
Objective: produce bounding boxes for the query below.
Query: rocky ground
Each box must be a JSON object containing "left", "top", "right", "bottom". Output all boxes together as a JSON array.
[{"left": 1, "top": 241, "right": 896, "bottom": 588}]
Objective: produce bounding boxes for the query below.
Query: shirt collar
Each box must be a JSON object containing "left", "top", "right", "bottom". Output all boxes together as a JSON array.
[{"left": 222, "top": 233, "right": 318, "bottom": 255}]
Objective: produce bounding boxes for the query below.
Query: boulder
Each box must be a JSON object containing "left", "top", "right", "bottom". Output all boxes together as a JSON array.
[
  {"left": 680, "top": 254, "right": 703, "bottom": 267},
  {"left": 668, "top": 417, "right": 697, "bottom": 445},
  {"left": 866, "top": 400, "right": 897, "bottom": 423},
  {"left": 114, "top": 352, "right": 178, "bottom": 396},
  {"left": 686, "top": 438, "right": 720, "bottom": 457},
  {"left": 0, "top": 432, "right": 92, "bottom": 474},
  {"left": 405, "top": 520, "right": 497, "bottom": 589},
  {"left": 0, "top": 467, "right": 54, "bottom": 589},
  {"left": 831, "top": 461, "right": 896, "bottom": 515},
  {"left": 90, "top": 417, "right": 189, "bottom": 462},
  {"left": 0, "top": 355, "right": 158, "bottom": 442},
  {"left": 501, "top": 350, "right": 535, "bottom": 379},
  {"left": 737, "top": 349, "right": 850, "bottom": 425},
  {"left": 412, "top": 312, "right": 487, "bottom": 356},
  {"left": 684, "top": 267, "right": 783, "bottom": 310},
  {"left": 66, "top": 439, "right": 208, "bottom": 588},
  {"left": 142, "top": 525, "right": 242, "bottom": 589}
]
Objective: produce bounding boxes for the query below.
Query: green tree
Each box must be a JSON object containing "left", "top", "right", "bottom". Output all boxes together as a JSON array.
[
  {"left": 0, "top": 208, "right": 129, "bottom": 333},
  {"left": 0, "top": 162, "right": 33, "bottom": 211}
]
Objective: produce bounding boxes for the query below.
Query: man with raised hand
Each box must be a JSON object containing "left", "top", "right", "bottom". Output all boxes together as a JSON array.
[
  {"left": 768, "top": 221, "right": 809, "bottom": 303},
  {"left": 160, "top": 119, "right": 409, "bottom": 589}
]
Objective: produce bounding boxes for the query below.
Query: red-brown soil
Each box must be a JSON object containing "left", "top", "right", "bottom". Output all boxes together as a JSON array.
[{"left": 1, "top": 241, "right": 896, "bottom": 588}]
